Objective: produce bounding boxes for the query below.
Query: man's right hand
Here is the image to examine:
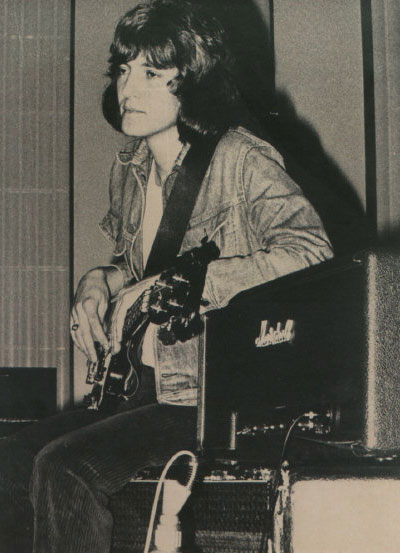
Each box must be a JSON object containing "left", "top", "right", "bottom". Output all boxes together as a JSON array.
[{"left": 70, "top": 268, "right": 113, "bottom": 363}]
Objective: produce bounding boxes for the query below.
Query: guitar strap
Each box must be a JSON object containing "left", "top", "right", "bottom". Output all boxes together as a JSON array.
[{"left": 143, "top": 135, "right": 221, "bottom": 277}]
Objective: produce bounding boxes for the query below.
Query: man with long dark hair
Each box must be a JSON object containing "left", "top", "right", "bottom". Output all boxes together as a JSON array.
[{"left": 0, "top": 2, "right": 332, "bottom": 552}]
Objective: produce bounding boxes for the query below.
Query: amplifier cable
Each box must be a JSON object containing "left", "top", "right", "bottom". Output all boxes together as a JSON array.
[
  {"left": 268, "top": 411, "right": 319, "bottom": 552},
  {"left": 143, "top": 449, "right": 198, "bottom": 553}
]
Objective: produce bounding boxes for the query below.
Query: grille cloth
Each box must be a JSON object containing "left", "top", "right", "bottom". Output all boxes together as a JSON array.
[{"left": 110, "top": 480, "right": 274, "bottom": 553}]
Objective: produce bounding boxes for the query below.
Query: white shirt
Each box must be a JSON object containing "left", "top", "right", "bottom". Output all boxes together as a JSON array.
[
  {"left": 141, "top": 162, "right": 163, "bottom": 367},
  {"left": 142, "top": 162, "right": 163, "bottom": 267}
]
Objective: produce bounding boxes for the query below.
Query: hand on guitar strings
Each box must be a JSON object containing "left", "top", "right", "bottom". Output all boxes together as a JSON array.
[
  {"left": 70, "top": 269, "right": 112, "bottom": 363},
  {"left": 111, "top": 274, "right": 159, "bottom": 355}
]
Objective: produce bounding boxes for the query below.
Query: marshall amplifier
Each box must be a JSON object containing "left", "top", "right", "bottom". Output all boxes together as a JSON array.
[{"left": 198, "top": 248, "right": 400, "bottom": 455}]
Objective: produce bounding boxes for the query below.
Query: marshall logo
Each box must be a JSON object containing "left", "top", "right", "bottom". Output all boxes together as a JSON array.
[{"left": 255, "top": 319, "right": 296, "bottom": 348}]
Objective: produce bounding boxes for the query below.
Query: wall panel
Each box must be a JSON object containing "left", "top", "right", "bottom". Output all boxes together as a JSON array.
[
  {"left": 0, "top": 0, "right": 71, "bottom": 408},
  {"left": 371, "top": 0, "right": 400, "bottom": 235},
  {"left": 273, "top": 0, "right": 366, "bottom": 208}
]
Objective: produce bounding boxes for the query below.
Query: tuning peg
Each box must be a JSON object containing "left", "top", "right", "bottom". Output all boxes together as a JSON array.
[
  {"left": 155, "top": 280, "right": 173, "bottom": 289},
  {"left": 167, "top": 299, "right": 183, "bottom": 308},
  {"left": 172, "top": 275, "right": 190, "bottom": 284},
  {"left": 158, "top": 325, "right": 177, "bottom": 345},
  {"left": 150, "top": 304, "right": 168, "bottom": 314},
  {"left": 148, "top": 303, "right": 169, "bottom": 325}
]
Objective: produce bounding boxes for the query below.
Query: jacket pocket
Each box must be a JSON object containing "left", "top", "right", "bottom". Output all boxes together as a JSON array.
[{"left": 181, "top": 206, "right": 238, "bottom": 257}]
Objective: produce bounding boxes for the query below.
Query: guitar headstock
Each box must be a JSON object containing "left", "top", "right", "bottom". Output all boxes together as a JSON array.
[{"left": 147, "top": 238, "right": 220, "bottom": 345}]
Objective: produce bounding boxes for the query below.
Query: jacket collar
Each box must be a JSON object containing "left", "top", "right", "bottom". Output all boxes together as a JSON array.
[{"left": 117, "top": 138, "right": 190, "bottom": 180}]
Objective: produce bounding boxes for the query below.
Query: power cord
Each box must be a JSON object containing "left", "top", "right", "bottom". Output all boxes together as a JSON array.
[
  {"left": 266, "top": 411, "right": 320, "bottom": 552},
  {"left": 143, "top": 450, "right": 198, "bottom": 553}
]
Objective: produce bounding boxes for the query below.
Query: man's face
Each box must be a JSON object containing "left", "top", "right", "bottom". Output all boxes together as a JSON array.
[{"left": 117, "top": 53, "right": 180, "bottom": 138}]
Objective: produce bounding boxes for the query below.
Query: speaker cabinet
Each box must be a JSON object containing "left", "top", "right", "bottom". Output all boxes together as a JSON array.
[
  {"left": 274, "top": 466, "right": 400, "bottom": 553},
  {"left": 110, "top": 477, "right": 275, "bottom": 553}
]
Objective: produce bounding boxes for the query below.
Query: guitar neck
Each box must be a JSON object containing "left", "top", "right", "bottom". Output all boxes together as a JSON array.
[{"left": 122, "top": 293, "right": 147, "bottom": 340}]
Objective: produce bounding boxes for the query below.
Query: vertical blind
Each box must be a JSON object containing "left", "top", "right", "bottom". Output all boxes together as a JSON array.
[{"left": 0, "top": 0, "right": 71, "bottom": 407}]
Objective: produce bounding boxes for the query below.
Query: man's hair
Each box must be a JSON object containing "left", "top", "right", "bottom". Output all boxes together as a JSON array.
[{"left": 102, "top": 0, "right": 241, "bottom": 142}]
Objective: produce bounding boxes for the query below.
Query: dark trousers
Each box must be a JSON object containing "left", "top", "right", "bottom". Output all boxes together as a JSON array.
[{"left": 0, "top": 400, "right": 197, "bottom": 553}]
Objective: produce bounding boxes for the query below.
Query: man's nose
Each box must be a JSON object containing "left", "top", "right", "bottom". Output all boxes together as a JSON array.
[
  {"left": 120, "top": 73, "right": 135, "bottom": 98},
  {"left": 120, "top": 71, "right": 148, "bottom": 99}
]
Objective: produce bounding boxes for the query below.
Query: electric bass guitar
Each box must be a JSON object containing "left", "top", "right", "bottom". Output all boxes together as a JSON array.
[{"left": 84, "top": 238, "right": 220, "bottom": 410}]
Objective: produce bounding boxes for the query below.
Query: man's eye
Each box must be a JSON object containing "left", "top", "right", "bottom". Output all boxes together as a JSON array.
[
  {"left": 117, "top": 65, "right": 128, "bottom": 76},
  {"left": 146, "top": 69, "right": 159, "bottom": 79}
]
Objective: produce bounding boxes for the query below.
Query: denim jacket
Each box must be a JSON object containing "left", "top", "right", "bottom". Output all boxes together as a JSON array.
[{"left": 99, "top": 127, "right": 333, "bottom": 406}]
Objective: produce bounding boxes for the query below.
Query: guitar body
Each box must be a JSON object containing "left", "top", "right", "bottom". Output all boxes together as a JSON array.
[
  {"left": 85, "top": 239, "right": 220, "bottom": 411},
  {"left": 85, "top": 312, "right": 149, "bottom": 411}
]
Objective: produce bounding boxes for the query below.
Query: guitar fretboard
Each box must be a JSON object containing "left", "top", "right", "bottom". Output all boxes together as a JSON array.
[{"left": 122, "top": 294, "right": 145, "bottom": 340}]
